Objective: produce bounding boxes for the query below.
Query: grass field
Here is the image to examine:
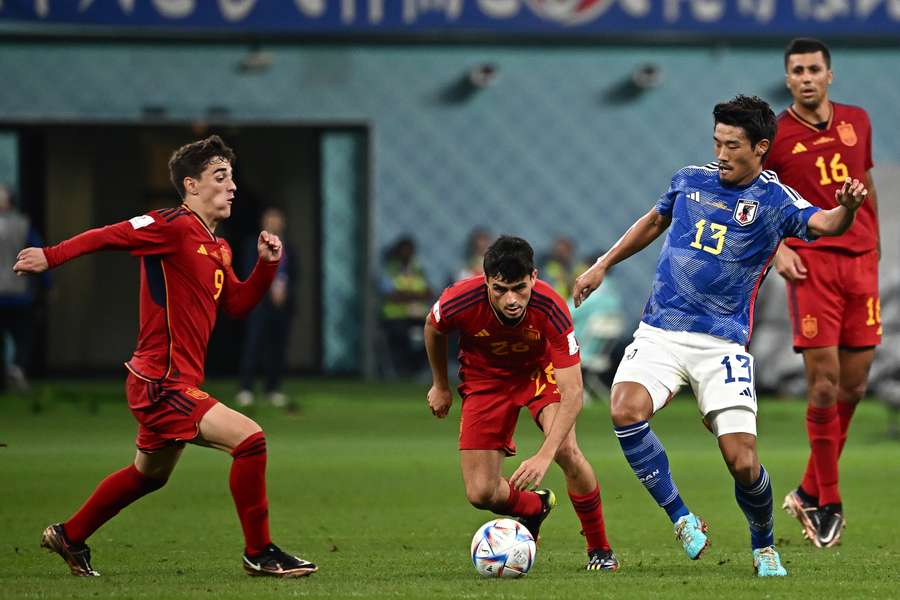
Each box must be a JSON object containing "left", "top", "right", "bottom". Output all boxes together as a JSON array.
[{"left": 2, "top": 380, "right": 899, "bottom": 599}]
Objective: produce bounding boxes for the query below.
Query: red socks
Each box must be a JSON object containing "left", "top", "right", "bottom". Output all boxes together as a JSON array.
[
  {"left": 804, "top": 404, "right": 841, "bottom": 506},
  {"left": 64, "top": 464, "right": 166, "bottom": 544},
  {"left": 800, "top": 402, "right": 858, "bottom": 504},
  {"left": 230, "top": 432, "right": 272, "bottom": 556},
  {"left": 502, "top": 482, "right": 543, "bottom": 517},
  {"left": 569, "top": 485, "right": 611, "bottom": 552}
]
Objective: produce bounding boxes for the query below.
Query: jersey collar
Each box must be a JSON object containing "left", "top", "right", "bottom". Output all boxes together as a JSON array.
[
  {"left": 786, "top": 101, "right": 833, "bottom": 133},
  {"left": 182, "top": 204, "right": 217, "bottom": 241}
]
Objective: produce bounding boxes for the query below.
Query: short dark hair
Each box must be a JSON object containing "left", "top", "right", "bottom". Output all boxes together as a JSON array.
[
  {"left": 784, "top": 37, "right": 831, "bottom": 69},
  {"left": 168, "top": 135, "right": 236, "bottom": 198},
  {"left": 713, "top": 95, "right": 777, "bottom": 158},
  {"left": 483, "top": 236, "right": 535, "bottom": 282}
]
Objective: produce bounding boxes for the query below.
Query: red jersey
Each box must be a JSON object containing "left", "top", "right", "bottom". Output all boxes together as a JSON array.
[
  {"left": 429, "top": 276, "right": 580, "bottom": 381},
  {"left": 766, "top": 102, "right": 876, "bottom": 254},
  {"left": 43, "top": 205, "right": 277, "bottom": 401}
]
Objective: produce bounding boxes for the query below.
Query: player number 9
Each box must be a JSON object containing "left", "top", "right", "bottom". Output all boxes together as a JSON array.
[{"left": 213, "top": 269, "right": 224, "bottom": 300}]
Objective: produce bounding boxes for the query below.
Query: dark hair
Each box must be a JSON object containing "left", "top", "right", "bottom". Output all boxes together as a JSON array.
[
  {"left": 168, "top": 135, "right": 236, "bottom": 198},
  {"left": 483, "top": 235, "right": 535, "bottom": 282},
  {"left": 713, "top": 95, "right": 777, "bottom": 158},
  {"left": 784, "top": 37, "right": 831, "bottom": 69}
]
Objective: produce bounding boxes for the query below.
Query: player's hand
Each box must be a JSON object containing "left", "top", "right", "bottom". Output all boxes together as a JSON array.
[
  {"left": 573, "top": 262, "right": 606, "bottom": 308},
  {"left": 509, "top": 453, "right": 552, "bottom": 491},
  {"left": 835, "top": 178, "right": 867, "bottom": 212},
  {"left": 427, "top": 385, "right": 452, "bottom": 418},
  {"left": 774, "top": 244, "right": 807, "bottom": 281},
  {"left": 12, "top": 247, "right": 49, "bottom": 276},
  {"left": 257, "top": 231, "right": 282, "bottom": 262}
]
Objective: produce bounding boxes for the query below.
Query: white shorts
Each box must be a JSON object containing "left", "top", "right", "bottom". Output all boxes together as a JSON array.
[{"left": 613, "top": 322, "right": 758, "bottom": 435}]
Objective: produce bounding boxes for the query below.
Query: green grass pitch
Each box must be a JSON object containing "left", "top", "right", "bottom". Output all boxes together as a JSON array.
[{"left": 2, "top": 380, "right": 899, "bottom": 599}]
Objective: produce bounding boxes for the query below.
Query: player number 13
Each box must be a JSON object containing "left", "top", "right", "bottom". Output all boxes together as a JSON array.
[{"left": 690, "top": 219, "right": 727, "bottom": 256}]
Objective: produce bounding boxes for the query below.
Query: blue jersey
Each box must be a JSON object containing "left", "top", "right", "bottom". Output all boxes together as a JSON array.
[{"left": 642, "top": 163, "right": 819, "bottom": 345}]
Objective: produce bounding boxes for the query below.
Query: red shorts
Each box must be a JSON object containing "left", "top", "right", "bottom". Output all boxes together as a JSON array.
[
  {"left": 786, "top": 248, "right": 881, "bottom": 349},
  {"left": 126, "top": 372, "right": 219, "bottom": 453},
  {"left": 457, "top": 363, "right": 560, "bottom": 455}
]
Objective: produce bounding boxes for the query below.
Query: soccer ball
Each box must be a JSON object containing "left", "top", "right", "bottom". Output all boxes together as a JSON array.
[{"left": 470, "top": 518, "right": 536, "bottom": 578}]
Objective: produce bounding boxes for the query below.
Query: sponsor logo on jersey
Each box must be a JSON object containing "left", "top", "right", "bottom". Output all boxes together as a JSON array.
[
  {"left": 802, "top": 314, "right": 818, "bottom": 339},
  {"left": 733, "top": 199, "right": 760, "bottom": 226},
  {"left": 524, "top": 0, "right": 613, "bottom": 24},
  {"left": 197, "top": 245, "right": 208, "bottom": 255},
  {"left": 791, "top": 142, "right": 808, "bottom": 154},
  {"left": 688, "top": 190, "right": 728, "bottom": 211},
  {"left": 837, "top": 121, "right": 858, "bottom": 146},
  {"left": 475, "top": 329, "right": 490, "bottom": 337},
  {"left": 812, "top": 136, "right": 834, "bottom": 146}
]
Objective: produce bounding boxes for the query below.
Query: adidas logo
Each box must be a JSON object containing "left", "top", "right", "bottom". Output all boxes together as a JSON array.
[
  {"left": 791, "top": 142, "right": 807, "bottom": 154},
  {"left": 197, "top": 245, "right": 208, "bottom": 255},
  {"left": 475, "top": 329, "right": 490, "bottom": 337},
  {"left": 740, "top": 387, "right": 754, "bottom": 399},
  {"left": 688, "top": 191, "right": 701, "bottom": 203}
]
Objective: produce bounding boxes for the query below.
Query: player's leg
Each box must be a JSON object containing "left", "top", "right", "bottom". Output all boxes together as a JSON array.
[
  {"left": 611, "top": 327, "right": 696, "bottom": 534},
  {"left": 716, "top": 423, "right": 786, "bottom": 577},
  {"left": 42, "top": 445, "right": 180, "bottom": 577},
  {"left": 457, "top": 382, "right": 552, "bottom": 531},
  {"left": 783, "top": 250, "right": 844, "bottom": 541},
  {"left": 537, "top": 402, "right": 617, "bottom": 570},
  {"left": 197, "top": 402, "right": 316, "bottom": 577}
]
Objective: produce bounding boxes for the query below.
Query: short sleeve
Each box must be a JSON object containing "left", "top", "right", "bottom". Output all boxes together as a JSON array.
[
  {"left": 429, "top": 284, "right": 465, "bottom": 334},
  {"left": 655, "top": 169, "right": 684, "bottom": 217},
  {"left": 533, "top": 289, "right": 580, "bottom": 369},
  {"left": 776, "top": 184, "right": 820, "bottom": 242}
]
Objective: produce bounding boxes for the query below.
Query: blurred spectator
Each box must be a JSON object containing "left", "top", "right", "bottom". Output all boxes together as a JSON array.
[
  {"left": 236, "top": 207, "right": 296, "bottom": 408},
  {"left": 540, "top": 236, "right": 588, "bottom": 299},
  {"left": 0, "top": 184, "right": 46, "bottom": 392},
  {"left": 570, "top": 252, "right": 628, "bottom": 399},
  {"left": 453, "top": 227, "right": 493, "bottom": 282},
  {"left": 379, "top": 235, "right": 433, "bottom": 377}
]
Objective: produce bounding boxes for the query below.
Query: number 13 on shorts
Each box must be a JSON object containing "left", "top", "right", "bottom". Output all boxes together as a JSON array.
[{"left": 721, "top": 354, "right": 755, "bottom": 401}]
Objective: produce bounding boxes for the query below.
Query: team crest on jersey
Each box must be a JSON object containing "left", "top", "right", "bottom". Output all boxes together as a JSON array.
[
  {"left": 524, "top": 327, "right": 541, "bottom": 341},
  {"left": 837, "top": 121, "right": 858, "bottom": 146},
  {"left": 220, "top": 246, "right": 232, "bottom": 267},
  {"left": 733, "top": 199, "right": 759, "bottom": 226},
  {"left": 524, "top": 0, "right": 613, "bottom": 24},
  {"left": 802, "top": 314, "right": 818, "bottom": 339}
]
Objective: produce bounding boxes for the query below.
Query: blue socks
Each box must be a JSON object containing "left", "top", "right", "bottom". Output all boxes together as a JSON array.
[
  {"left": 615, "top": 421, "right": 689, "bottom": 523},
  {"left": 735, "top": 465, "right": 775, "bottom": 549}
]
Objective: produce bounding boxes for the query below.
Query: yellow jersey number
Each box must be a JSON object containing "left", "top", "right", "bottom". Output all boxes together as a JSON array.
[
  {"left": 690, "top": 219, "right": 727, "bottom": 256},
  {"left": 490, "top": 341, "right": 530, "bottom": 356},
  {"left": 213, "top": 269, "right": 224, "bottom": 300},
  {"left": 815, "top": 153, "right": 849, "bottom": 186}
]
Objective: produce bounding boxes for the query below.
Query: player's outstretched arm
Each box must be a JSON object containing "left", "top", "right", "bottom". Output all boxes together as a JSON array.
[
  {"left": 573, "top": 207, "right": 671, "bottom": 307},
  {"left": 423, "top": 317, "right": 452, "bottom": 418},
  {"left": 807, "top": 178, "right": 868, "bottom": 238},
  {"left": 509, "top": 364, "right": 583, "bottom": 490}
]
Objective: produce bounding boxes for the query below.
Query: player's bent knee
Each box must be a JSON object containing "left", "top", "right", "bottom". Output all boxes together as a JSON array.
[{"left": 465, "top": 485, "right": 500, "bottom": 510}]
